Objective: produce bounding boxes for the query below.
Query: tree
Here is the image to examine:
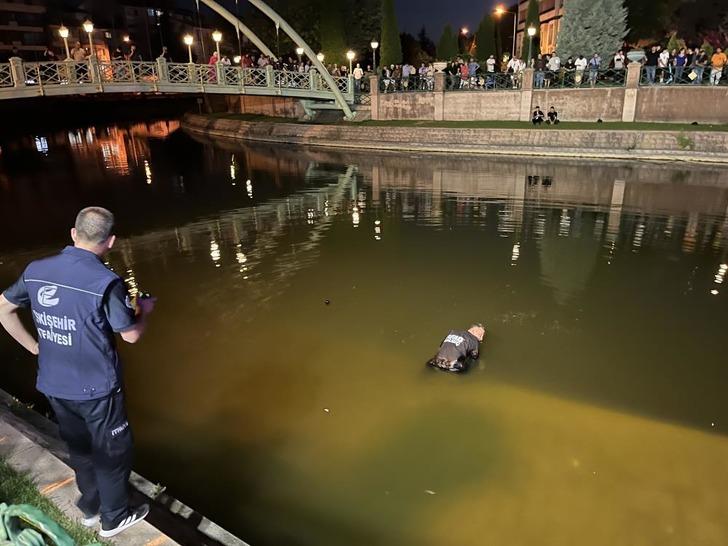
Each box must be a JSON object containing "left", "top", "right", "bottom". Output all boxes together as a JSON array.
[
  {"left": 475, "top": 14, "right": 497, "bottom": 60},
  {"left": 418, "top": 27, "right": 436, "bottom": 58},
  {"left": 381, "top": 0, "right": 402, "bottom": 65},
  {"left": 666, "top": 32, "right": 686, "bottom": 52},
  {"left": 437, "top": 24, "right": 458, "bottom": 60},
  {"left": 557, "top": 0, "right": 628, "bottom": 61},
  {"left": 320, "top": 1, "right": 347, "bottom": 65},
  {"left": 521, "top": 0, "right": 540, "bottom": 61},
  {"left": 624, "top": 0, "right": 679, "bottom": 42}
]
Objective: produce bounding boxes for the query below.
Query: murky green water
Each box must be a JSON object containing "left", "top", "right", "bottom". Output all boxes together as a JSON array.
[{"left": 1, "top": 122, "right": 728, "bottom": 546}]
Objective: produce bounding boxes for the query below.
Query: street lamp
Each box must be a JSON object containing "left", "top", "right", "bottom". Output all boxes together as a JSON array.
[
  {"left": 233, "top": 55, "right": 241, "bottom": 64},
  {"left": 122, "top": 35, "right": 130, "bottom": 43},
  {"left": 296, "top": 46, "right": 304, "bottom": 64},
  {"left": 183, "top": 34, "right": 194, "bottom": 63},
  {"left": 494, "top": 4, "right": 519, "bottom": 58},
  {"left": 316, "top": 52, "right": 325, "bottom": 63},
  {"left": 527, "top": 26, "right": 537, "bottom": 63},
  {"left": 346, "top": 50, "right": 355, "bottom": 74},
  {"left": 82, "top": 19, "right": 94, "bottom": 57},
  {"left": 461, "top": 27, "right": 469, "bottom": 35},
  {"left": 58, "top": 25, "right": 70, "bottom": 60},
  {"left": 370, "top": 40, "right": 379, "bottom": 70},
  {"left": 212, "top": 30, "right": 222, "bottom": 61}
]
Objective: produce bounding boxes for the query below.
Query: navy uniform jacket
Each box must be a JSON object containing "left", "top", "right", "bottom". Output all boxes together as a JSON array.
[{"left": 2, "top": 246, "right": 137, "bottom": 400}]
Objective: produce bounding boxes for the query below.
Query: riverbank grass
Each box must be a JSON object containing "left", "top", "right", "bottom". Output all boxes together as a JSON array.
[
  {"left": 208, "top": 113, "right": 728, "bottom": 132},
  {"left": 0, "top": 459, "right": 107, "bottom": 545}
]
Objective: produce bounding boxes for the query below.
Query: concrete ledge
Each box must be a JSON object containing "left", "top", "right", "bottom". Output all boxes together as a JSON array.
[
  {"left": 0, "top": 391, "right": 248, "bottom": 546},
  {"left": 181, "top": 114, "right": 728, "bottom": 164}
]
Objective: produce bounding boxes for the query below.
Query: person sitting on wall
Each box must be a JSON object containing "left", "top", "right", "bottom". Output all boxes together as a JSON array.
[
  {"left": 547, "top": 106, "right": 560, "bottom": 125},
  {"left": 427, "top": 324, "right": 486, "bottom": 373},
  {"left": 532, "top": 106, "right": 545, "bottom": 125}
]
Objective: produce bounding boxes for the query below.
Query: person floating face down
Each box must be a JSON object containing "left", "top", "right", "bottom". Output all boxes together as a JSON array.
[{"left": 427, "top": 324, "right": 486, "bottom": 373}]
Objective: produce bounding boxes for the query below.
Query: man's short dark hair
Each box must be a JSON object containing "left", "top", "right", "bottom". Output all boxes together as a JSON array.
[{"left": 74, "top": 207, "right": 115, "bottom": 244}]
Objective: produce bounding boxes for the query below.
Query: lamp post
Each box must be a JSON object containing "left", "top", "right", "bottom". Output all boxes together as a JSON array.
[
  {"left": 82, "top": 19, "right": 94, "bottom": 57},
  {"left": 316, "top": 52, "right": 325, "bottom": 64},
  {"left": 296, "top": 47, "right": 304, "bottom": 65},
  {"left": 234, "top": 55, "right": 242, "bottom": 65},
  {"left": 122, "top": 35, "right": 130, "bottom": 44},
  {"left": 370, "top": 41, "right": 379, "bottom": 71},
  {"left": 527, "top": 26, "right": 537, "bottom": 63},
  {"left": 212, "top": 30, "right": 222, "bottom": 61},
  {"left": 183, "top": 34, "right": 194, "bottom": 63},
  {"left": 494, "top": 4, "right": 519, "bottom": 58},
  {"left": 346, "top": 50, "right": 355, "bottom": 74},
  {"left": 58, "top": 25, "right": 70, "bottom": 60}
]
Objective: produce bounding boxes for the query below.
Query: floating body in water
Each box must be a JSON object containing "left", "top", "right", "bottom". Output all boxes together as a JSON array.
[{"left": 427, "top": 324, "right": 486, "bottom": 373}]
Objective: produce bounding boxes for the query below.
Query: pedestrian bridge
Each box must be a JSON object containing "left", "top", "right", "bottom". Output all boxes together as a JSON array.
[{"left": 0, "top": 59, "right": 355, "bottom": 106}]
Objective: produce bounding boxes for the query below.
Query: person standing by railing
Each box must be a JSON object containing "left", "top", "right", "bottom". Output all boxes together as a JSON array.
[
  {"left": 574, "top": 54, "right": 587, "bottom": 86},
  {"left": 710, "top": 48, "right": 727, "bottom": 85},
  {"left": 546, "top": 52, "right": 560, "bottom": 88},
  {"left": 658, "top": 47, "right": 671, "bottom": 83},
  {"left": 534, "top": 54, "right": 546, "bottom": 88},
  {"left": 588, "top": 53, "right": 601, "bottom": 87},
  {"left": 692, "top": 48, "right": 708, "bottom": 84},
  {"left": 674, "top": 48, "right": 688, "bottom": 83},
  {"left": 353, "top": 63, "right": 364, "bottom": 93},
  {"left": 644, "top": 46, "right": 659, "bottom": 84}
]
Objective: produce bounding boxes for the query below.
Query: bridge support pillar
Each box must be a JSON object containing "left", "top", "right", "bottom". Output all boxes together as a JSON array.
[
  {"left": 622, "top": 62, "right": 642, "bottom": 122},
  {"left": 309, "top": 68, "right": 319, "bottom": 91},
  {"left": 369, "top": 75, "right": 379, "bottom": 120},
  {"left": 88, "top": 56, "right": 101, "bottom": 87},
  {"left": 9, "top": 57, "right": 25, "bottom": 88},
  {"left": 265, "top": 65, "right": 275, "bottom": 90},
  {"left": 157, "top": 57, "right": 169, "bottom": 83}
]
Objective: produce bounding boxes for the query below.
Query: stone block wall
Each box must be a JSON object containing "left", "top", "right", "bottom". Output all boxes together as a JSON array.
[{"left": 371, "top": 65, "right": 728, "bottom": 124}]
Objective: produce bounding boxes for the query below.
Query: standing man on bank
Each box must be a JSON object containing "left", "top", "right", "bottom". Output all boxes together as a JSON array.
[{"left": 0, "top": 207, "right": 155, "bottom": 538}]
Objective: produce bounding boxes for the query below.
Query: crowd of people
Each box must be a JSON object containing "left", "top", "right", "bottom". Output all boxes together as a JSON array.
[
  {"left": 642, "top": 45, "right": 727, "bottom": 85},
  {"left": 7, "top": 37, "right": 727, "bottom": 91}
]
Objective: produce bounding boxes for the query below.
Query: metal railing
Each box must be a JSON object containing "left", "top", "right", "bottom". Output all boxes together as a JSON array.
[
  {"left": 0, "top": 59, "right": 356, "bottom": 103},
  {"left": 0, "top": 63, "right": 12, "bottom": 87},
  {"left": 534, "top": 68, "right": 626, "bottom": 89},
  {"left": 640, "top": 65, "right": 728, "bottom": 86},
  {"left": 448, "top": 72, "right": 521, "bottom": 91}
]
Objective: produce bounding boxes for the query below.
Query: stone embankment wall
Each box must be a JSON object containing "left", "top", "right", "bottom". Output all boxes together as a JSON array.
[
  {"left": 370, "top": 65, "right": 728, "bottom": 124},
  {"left": 182, "top": 113, "right": 728, "bottom": 163}
]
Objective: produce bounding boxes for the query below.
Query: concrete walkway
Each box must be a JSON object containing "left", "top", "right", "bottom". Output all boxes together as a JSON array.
[{"left": 0, "top": 391, "right": 248, "bottom": 546}]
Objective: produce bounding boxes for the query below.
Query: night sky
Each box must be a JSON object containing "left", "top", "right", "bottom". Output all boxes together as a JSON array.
[{"left": 396, "top": 0, "right": 503, "bottom": 37}]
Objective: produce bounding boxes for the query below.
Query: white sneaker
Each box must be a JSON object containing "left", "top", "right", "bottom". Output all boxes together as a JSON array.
[
  {"left": 99, "top": 504, "right": 150, "bottom": 538},
  {"left": 81, "top": 514, "right": 99, "bottom": 528}
]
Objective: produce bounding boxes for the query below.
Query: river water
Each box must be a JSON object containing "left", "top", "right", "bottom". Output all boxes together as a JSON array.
[{"left": 1, "top": 121, "right": 727, "bottom": 546}]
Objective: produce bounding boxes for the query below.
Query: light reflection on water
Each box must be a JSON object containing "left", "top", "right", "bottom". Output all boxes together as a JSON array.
[{"left": 1, "top": 123, "right": 728, "bottom": 546}]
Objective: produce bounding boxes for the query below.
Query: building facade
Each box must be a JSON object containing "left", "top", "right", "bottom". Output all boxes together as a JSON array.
[
  {"left": 0, "top": 0, "right": 47, "bottom": 59},
  {"left": 515, "top": 0, "right": 564, "bottom": 57}
]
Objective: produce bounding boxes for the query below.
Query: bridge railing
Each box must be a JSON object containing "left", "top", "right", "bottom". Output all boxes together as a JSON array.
[
  {"left": 0, "top": 59, "right": 355, "bottom": 103},
  {"left": 0, "top": 63, "right": 12, "bottom": 87}
]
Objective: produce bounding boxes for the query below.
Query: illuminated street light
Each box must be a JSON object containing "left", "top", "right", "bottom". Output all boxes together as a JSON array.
[
  {"left": 346, "top": 50, "right": 355, "bottom": 73},
  {"left": 82, "top": 19, "right": 94, "bottom": 57},
  {"left": 494, "top": 4, "right": 519, "bottom": 58},
  {"left": 461, "top": 27, "right": 469, "bottom": 35},
  {"left": 527, "top": 25, "right": 537, "bottom": 62},
  {"left": 122, "top": 35, "right": 130, "bottom": 43},
  {"left": 58, "top": 25, "right": 70, "bottom": 60},
  {"left": 316, "top": 52, "right": 325, "bottom": 63},
  {"left": 183, "top": 34, "right": 194, "bottom": 64},
  {"left": 296, "top": 46, "right": 304, "bottom": 63},
  {"left": 212, "top": 29, "right": 222, "bottom": 61},
  {"left": 233, "top": 55, "right": 241, "bottom": 64},
  {"left": 371, "top": 40, "right": 379, "bottom": 70}
]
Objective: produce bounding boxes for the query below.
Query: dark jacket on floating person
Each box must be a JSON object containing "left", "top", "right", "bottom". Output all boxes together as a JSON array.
[{"left": 427, "top": 324, "right": 486, "bottom": 373}]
